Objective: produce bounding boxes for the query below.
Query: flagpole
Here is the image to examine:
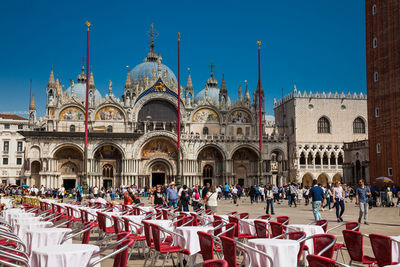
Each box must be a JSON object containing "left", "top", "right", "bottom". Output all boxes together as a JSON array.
[
  {"left": 258, "top": 40, "right": 262, "bottom": 185},
  {"left": 177, "top": 32, "right": 181, "bottom": 186},
  {"left": 84, "top": 21, "right": 91, "bottom": 194}
]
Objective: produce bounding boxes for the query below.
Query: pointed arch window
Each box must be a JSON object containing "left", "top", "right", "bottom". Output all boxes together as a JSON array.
[
  {"left": 202, "top": 127, "right": 209, "bottom": 135},
  {"left": 318, "top": 117, "right": 331, "bottom": 133},
  {"left": 203, "top": 165, "right": 213, "bottom": 178},
  {"left": 299, "top": 152, "right": 306, "bottom": 165},
  {"left": 70, "top": 125, "right": 75, "bottom": 132},
  {"left": 353, "top": 117, "right": 366, "bottom": 133},
  {"left": 107, "top": 125, "right": 113, "bottom": 133}
]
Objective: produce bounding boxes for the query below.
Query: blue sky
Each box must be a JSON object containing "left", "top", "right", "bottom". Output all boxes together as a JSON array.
[{"left": 0, "top": 0, "right": 366, "bottom": 116}]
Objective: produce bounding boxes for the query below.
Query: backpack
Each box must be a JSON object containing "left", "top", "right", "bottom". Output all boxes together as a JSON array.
[{"left": 194, "top": 192, "right": 200, "bottom": 201}]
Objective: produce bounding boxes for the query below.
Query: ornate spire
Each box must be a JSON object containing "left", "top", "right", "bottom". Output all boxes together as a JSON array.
[
  {"left": 108, "top": 80, "right": 113, "bottom": 95},
  {"left": 145, "top": 23, "right": 159, "bottom": 62},
  {"left": 206, "top": 62, "right": 218, "bottom": 88},
  {"left": 220, "top": 73, "right": 227, "bottom": 93},
  {"left": 48, "top": 66, "right": 55, "bottom": 86},
  {"left": 56, "top": 74, "right": 62, "bottom": 96},
  {"left": 124, "top": 67, "right": 132, "bottom": 90},
  {"left": 244, "top": 81, "right": 251, "bottom": 101},
  {"left": 238, "top": 85, "right": 243, "bottom": 101},
  {"left": 89, "top": 70, "right": 95, "bottom": 89},
  {"left": 186, "top": 69, "right": 193, "bottom": 90},
  {"left": 77, "top": 63, "right": 86, "bottom": 83},
  {"left": 29, "top": 94, "right": 36, "bottom": 110}
]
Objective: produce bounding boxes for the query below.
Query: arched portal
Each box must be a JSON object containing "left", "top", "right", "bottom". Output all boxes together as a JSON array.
[
  {"left": 302, "top": 173, "right": 313, "bottom": 187},
  {"left": 317, "top": 173, "right": 329, "bottom": 187},
  {"left": 149, "top": 161, "right": 172, "bottom": 187},
  {"left": 54, "top": 146, "right": 83, "bottom": 189},
  {"left": 31, "top": 161, "right": 41, "bottom": 186},
  {"left": 232, "top": 147, "right": 258, "bottom": 187},
  {"left": 197, "top": 146, "right": 224, "bottom": 186},
  {"left": 94, "top": 145, "right": 123, "bottom": 188},
  {"left": 141, "top": 137, "right": 178, "bottom": 186}
]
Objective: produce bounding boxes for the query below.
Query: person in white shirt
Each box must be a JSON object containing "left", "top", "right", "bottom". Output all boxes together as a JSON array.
[
  {"left": 93, "top": 186, "right": 99, "bottom": 198},
  {"left": 259, "top": 186, "right": 265, "bottom": 202},
  {"left": 204, "top": 186, "right": 218, "bottom": 214},
  {"left": 266, "top": 185, "right": 275, "bottom": 215},
  {"left": 232, "top": 186, "right": 238, "bottom": 205}
]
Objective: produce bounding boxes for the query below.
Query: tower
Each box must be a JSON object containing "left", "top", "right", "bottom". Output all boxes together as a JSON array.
[
  {"left": 124, "top": 68, "right": 134, "bottom": 106},
  {"left": 46, "top": 67, "right": 57, "bottom": 116},
  {"left": 219, "top": 73, "right": 228, "bottom": 109},
  {"left": 88, "top": 70, "right": 96, "bottom": 107},
  {"left": 185, "top": 69, "right": 194, "bottom": 106},
  {"left": 366, "top": 1, "right": 400, "bottom": 184},
  {"left": 29, "top": 94, "right": 36, "bottom": 126},
  {"left": 244, "top": 81, "right": 251, "bottom": 107}
]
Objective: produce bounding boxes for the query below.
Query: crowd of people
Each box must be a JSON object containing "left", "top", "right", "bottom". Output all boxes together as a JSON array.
[{"left": 1, "top": 180, "right": 399, "bottom": 218}]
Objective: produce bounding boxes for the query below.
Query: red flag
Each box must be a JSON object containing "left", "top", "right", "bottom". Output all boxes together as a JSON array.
[
  {"left": 258, "top": 41, "right": 262, "bottom": 152},
  {"left": 177, "top": 33, "right": 181, "bottom": 150}
]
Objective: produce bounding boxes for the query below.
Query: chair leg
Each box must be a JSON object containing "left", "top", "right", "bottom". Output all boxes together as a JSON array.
[{"left": 162, "top": 254, "right": 167, "bottom": 267}]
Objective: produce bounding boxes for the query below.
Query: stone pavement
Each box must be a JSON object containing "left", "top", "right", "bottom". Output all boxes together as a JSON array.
[{"left": 81, "top": 196, "right": 400, "bottom": 266}]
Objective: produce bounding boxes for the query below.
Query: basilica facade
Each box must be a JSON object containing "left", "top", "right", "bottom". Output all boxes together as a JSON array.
[{"left": 21, "top": 41, "right": 287, "bottom": 190}]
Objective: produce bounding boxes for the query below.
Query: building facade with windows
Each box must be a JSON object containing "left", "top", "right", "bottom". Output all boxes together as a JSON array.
[
  {"left": 274, "top": 86, "right": 368, "bottom": 186},
  {"left": 0, "top": 114, "right": 29, "bottom": 185},
  {"left": 20, "top": 36, "right": 287, "bottom": 190},
  {"left": 366, "top": 1, "right": 400, "bottom": 185},
  {"left": 343, "top": 139, "right": 369, "bottom": 185}
]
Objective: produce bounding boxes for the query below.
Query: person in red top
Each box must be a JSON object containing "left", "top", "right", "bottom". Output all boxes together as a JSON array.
[{"left": 123, "top": 191, "right": 133, "bottom": 205}]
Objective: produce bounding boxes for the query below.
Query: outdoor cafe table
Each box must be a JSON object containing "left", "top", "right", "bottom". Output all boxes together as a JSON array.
[
  {"left": 201, "top": 214, "right": 229, "bottom": 225},
  {"left": 121, "top": 215, "right": 147, "bottom": 233},
  {"left": 239, "top": 219, "right": 269, "bottom": 236},
  {"left": 286, "top": 224, "right": 324, "bottom": 254},
  {"left": 143, "top": 219, "right": 174, "bottom": 238},
  {"left": 30, "top": 244, "right": 100, "bottom": 267},
  {"left": 174, "top": 226, "right": 214, "bottom": 255},
  {"left": 1, "top": 208, "right": 25, "bottom": 223},
  {"left": 8, "top": 212, "right": 36, "bottom": 224},
  {"left": 11, "top": 216, "right": 42, "bottom": 227},
  {"left": 25, "top": 227, "right": 72, "bottom": 255},
  {"left": 104, "top": 211, "right": 123, "bottom": 227},
  {"left": 15, "top": 221, "right": 53, "bottom": 243},
  {"left": 391, "top": 236, "right": 400, "bottom": 262},
  {"left": 244, "top": 238, "right": 299, "bottom": 267}
]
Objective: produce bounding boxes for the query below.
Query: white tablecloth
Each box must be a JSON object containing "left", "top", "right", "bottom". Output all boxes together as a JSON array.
[
  {"left": 11, "top": 216, "right": 42, "bottom": 227},
  {"left": 200, "top": 214, "right": 229, "bottom": 225},
  {"left": 30, "top": 244, "right": 100, "bottom": 267},
  {"left": 286, "top": 224, "right": 324, "bottom": 254},
  {"left": 391, "top": 236, "right": 400, "bottom": 262},
  {"left": 26, "top": 228, "right": 72, "bottom": 254},
  {"left": 244, "top": 238, "right": 299, "bottom": 267},
  {"left": 8, "top": 212, "right": 36, "bottom": 225},
  {"left": 1, "top": 198, "right": 13, "bottom": 208},
  {"left": 139, "top": 206, "right": 155, "bottom": 213},
  {"left": 121, "top": 215, "right": 146, "bottom": 233},
  {"left": 104, "top": 212, "right": 122, "bottom": 228},
  {"left": 144, "top": 219, "right": 174, "bottom": 239},
  {"left": 2, "top": 208, "right": 25, "bottom": 223},
  {"left": 174, "top": 226, "right": 214, "bottom": 255},
  {"left": 239, "top": 219, "right": 269, "bottom": 236},
  {"left": 15, "top": 221, "right": 53, "bottom": 242}
]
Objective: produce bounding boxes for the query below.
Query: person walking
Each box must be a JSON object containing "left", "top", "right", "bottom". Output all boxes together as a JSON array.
[
  {"left": 232, "top": 186, "right": 238, "bottom": 205},
  {"left": 323, "top": 185, "right": 332, "bottom": 210},
  {"left": 166, "top": 182, "right": 179, "bottom": 207},
  {"left": 151, "top": 185, "right": 165, "bottom": 206},
  {"left": 223, "top": 183, "right": 230, "bottom": 200},
  {"left": 356, "top": 179, "right": 371, "bottom": 225},
  {"left": 266, "top": 185, "right": 275, "bottom": 215},
  {"left": 333, "top": 181, "right": 345, "bottom": 222},
  {"left": 309, "top": 179, "right": 324, "bottom": 221},
  {"left": 289, "top": 183, "right": 297, "bottom": 207},
  {"left": 249, "top": 186, "right": 256, "bottom": 204}
]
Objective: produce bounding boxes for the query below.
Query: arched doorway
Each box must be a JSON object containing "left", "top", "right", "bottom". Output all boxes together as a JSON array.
[
  {"left": 232, "top": 147, "right": 258, "bottom": 187},
  {"left": 31, "top": 161, "right": 41, "bottom": 186},
  {"left": 141, "top": 138, "right": 178, "bottom": 186},
  {"left": 149, "top": 161, "right": 171, "bottom": 187},
  {"left": 198, "top": 146, "right": 224, "bottom": 186},
  {"left": 94, "top": 145, "right": 123, "bottom": 188},
  {"left": 54, "top": 146, "right": 83, "bottom": 189},
  {"left": 317, "top": 173, "right": 328, "bottom": 187},
  {"left": 138, "top": 100, "right": 178, "bottom": 132},
  {"left": 302, "top": 173, "right": 313, "bottom": 187}
]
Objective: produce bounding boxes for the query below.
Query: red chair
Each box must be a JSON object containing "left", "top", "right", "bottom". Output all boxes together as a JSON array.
[
  {"left": 316, "top": 219, "right": 328, "bottom": 233},
  {"left": 312, "top": 234, "right": 337, "bottom": 259},
  {"left": 288, "top": 231, "right": 307, "bottom": 263},
  {"left": 219, "top": 236, "right": 240, "bottom": 267},
  {"left": 218, "top": 222, "right": 236, "bottom": 239},
  {"left": 345, "top": 222, "right": 360, "bottom": 231},
  {"left": 342, "top": 229, "right": 376, "bottom": 266},
  {"left": 213, "top": 220, "right": 224, "bottom": 236},
  {"left": 149, "top": 223, "right": 190, "bottom": 266},
  {"left": 228, "top": 216, "right": 256, "bottom": 240},
  {"left": 198, "top": 231, "right": 215, "bottom": 261},
  {"left": 370, "top": 234, "right": 399, "bottom": 267},
  {"left": 276, "top": 216, "right": 289, "bottom": 225},
  {"left": 80, "top": 209, "right": 89, "bottom": 224},
  {"left": 213, "top": 215, "right": 223, "bottom": 222},
  {"left": 239, "top": 213, "right": 249, "bottom": 219},
  {"left": 97, "top": 212, "right": 116, "bottom": 238},
  {"left": 306, "top": 254, "right": 349, "bottom": 267},
  {"left": 155, "top": 211, "right": 163, "bottom": 220},
  {"left": 254, "top": 220, "right": 269, "bottom": 238},
  {"left": 269, "top": 221, "right": 284, "bottom": 238},
  {"left": 205, "top": 209, "right": 213, "bottom": 215},
  {"left": 112, "top": 215, "right": 122, "bottom": 234},
  {"left": 162, "top": 209, "right": 169, "bottom": 220},
  {"left": 174, "top": 214, "right": 187, "bottom": 227},
  {"left": 259, "top": 214, "right": 272, "bottom": 220},
  {"left": 203, "top": 259, "right": 228, "bottom": 267},
  {"left": 182, "top": 216, "right": 195, "bottom": 227}
]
